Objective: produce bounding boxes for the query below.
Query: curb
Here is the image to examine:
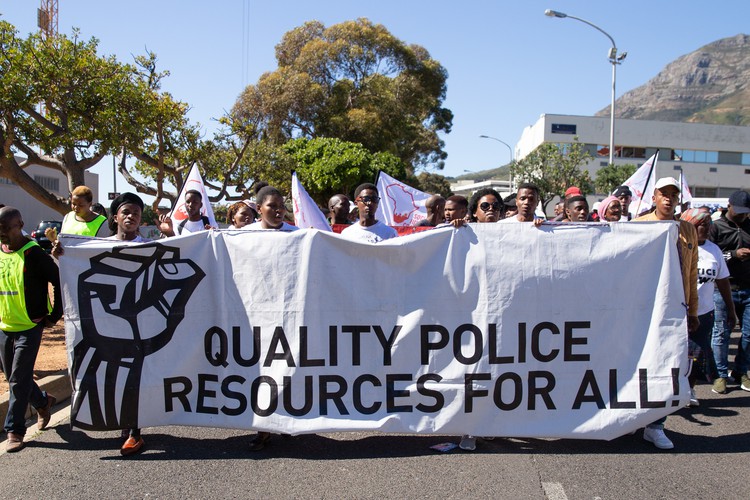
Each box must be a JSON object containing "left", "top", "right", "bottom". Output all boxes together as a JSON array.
[{"left": 0, "top": 370, "right": 71, "bottom": 429}]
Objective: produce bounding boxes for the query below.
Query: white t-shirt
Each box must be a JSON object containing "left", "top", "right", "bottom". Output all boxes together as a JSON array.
[
  {"left": 340, "top": 220, "right": 397, "bottom": 243},
  {"left": 106, "top": 234, "right": 150, "bottom": 243},
  {"left": 696, "top": 239, "right": 730, "bottom": 316},
  {"left": 245, "top": 221, "right": 299, "bottom": 231},
  {"left": 178, "top": 219, "right": 207, "bottom": 235}
]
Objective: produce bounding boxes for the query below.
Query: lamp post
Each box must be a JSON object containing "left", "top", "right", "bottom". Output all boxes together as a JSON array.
[
  {"left": 479, "top": 135, "right": 514, "bottom": 191},
  {"left": 544, "top": 9, "right": 626, "bottom": 166}
]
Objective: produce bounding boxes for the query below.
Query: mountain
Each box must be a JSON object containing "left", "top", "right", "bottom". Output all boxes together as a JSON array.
[{"left": 596, "top": 34, "right": 750, "bottom": 125}]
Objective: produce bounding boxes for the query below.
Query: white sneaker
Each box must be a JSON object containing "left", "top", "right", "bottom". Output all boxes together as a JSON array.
[
  {"left": 459, "top": 435, "right": 476, "bottom": 451},
  {"left": 688, "top": 388, "right": 699, "bottom": 407},
  {"left": 643, "top": 427, "right": 674, "bottom": 450}
]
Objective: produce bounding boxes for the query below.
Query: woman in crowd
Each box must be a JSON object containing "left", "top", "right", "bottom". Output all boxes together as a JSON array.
[
  {"left": 226, "top": 200, "right": 258, "bottom": 229},
  {"left": 680, "top": 208, "right": 738, "bottom": 405},
  {"left": 47, "top": 186, "right": 109, "bottom": 244},
  {"left": 246, "top": 186, "right": 299, "bottom": 232},
  {"left": 468, "top": 188, "right": 505, "bottom": 223},
  {"left": 598, "top": 195, "right": 623, "bottom": 222}
]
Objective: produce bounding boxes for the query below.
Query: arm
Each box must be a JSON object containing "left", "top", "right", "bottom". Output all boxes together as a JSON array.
[
  {"left": 159, "top": 214, "right": 176, "bottom": 237},
  {"left": 27, "top": 246, "right": 63, "bottom": 325}
]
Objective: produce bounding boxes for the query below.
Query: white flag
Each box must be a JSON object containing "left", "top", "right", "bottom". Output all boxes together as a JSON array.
[
  {"left": 169, "top": 165, "right": 218, "bottom": 227},
  {"left": 374, "top": 171, "right": 431, "bottom": 226},
  {"left": 291, "top": 172, "right": 331, "bottom": 231},
  {"left": 679, "top": 171, "right": 694, "bottom": 205},
  {"left": 620, "top": 151, "right": 659, "bottom": 217}
]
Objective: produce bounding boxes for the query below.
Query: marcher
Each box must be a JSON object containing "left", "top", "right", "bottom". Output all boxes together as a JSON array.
[
  {"left": 444, "top": 195, "right": 468, "bottom": 224},
  {"left": 159, "top": 190, "right": 213, "bottom": 236},
  {"left": 708, "top": 190, "right": 750, "bottom": 393},
  {"left": 0, "top": 207, "right": 62, "bottom": 452},
  {"left": 614, "top": 185, "right": 633, "bottom": 220},
  {"left": 599, "top": 196, "right": 622, "bottom": 222},
  {"left": 635, "top": 177, "right": 699, "bottom": 449},
  {"left": 227, "top": 200, "right": 258, "bottom": 229},
  {"left": 499, "top": 183, "right": 543, "bottom": 225},
  {"left": 48, "top": 186, "right": 108, "bottom": 242},
  {"left": 341, "top": 183, "right": 397, "bottom": 243},
  {"left": 246, "top": 186, "right": 300, "bottom": 231},
  {"left": 416, "top": 194, "right": 446, "bottom": 227},
  {"left": 502, "top": 194, "right": 518, "bottom": 220},
  {"left": 468, "top": 188, "right": 504, "bottom": 223},
  {"left": 680, "top": 208, "right": 737, "bottom": 404},
  {"left": 328, "top": 194, "right": 352, "bottom": 226},
  {"left": 565, "top": 196, "right": 589, "bottom": 222}
]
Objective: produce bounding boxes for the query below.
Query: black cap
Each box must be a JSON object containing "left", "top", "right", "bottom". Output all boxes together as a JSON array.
[
  {"left": 613, "top": 185, "right": 632, "bottom": 197},
  {"left": 110, "top": 192, "right": 145, "bottom": 216},
  {"left": 729, "top": 190, "right": 750, "bottom": 214}
]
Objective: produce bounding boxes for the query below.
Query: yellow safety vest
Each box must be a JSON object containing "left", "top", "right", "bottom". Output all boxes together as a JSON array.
[
  {"left": 61, "top": 212, "right": 106, "bottom": 236},
  {"left": 0, "top": 240, "right": 48, "bottom": 332}
]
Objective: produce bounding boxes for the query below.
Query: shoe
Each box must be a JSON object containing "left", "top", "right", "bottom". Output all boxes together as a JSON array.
[
  {"left": 36, "top": 394, "right": 57, "bottom": 430},
  {"left": 120, "top": 436, "right": 144, "bottom": 456},
  {"left": 459, "top": 435, "right": 476, "bottom": 451},
  {"left": 688, "top": 388, "right": 700, "bottom": 407},
  {"left": 643, "top": 427, "right": 674, "bottom": 450},
  {"left": 741, "top": 375, "right": 750, "bottom": 392},
  {"left": 729, "top": 370, "right": 742, "bottom": 384},
  {"left": 248, "top": 432, "right": 270, "bottom": 451},
  {"left": 6, "top": 432, "right": 24, "bottom": 453},
  {"left": 482, "top": 436, "right": 496, "bottom": 441},
  {"left": 712, "top": 377, "right": 727, "bottom": 394}
]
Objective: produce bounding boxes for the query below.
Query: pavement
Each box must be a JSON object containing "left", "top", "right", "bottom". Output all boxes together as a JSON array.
[{"left": 0, "top": 369, "right": 71, "bottom": 437}]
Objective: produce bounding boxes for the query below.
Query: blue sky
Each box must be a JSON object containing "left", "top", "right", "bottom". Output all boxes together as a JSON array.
[{"left": 2, "top": 0, "right": 749, "bottom": 204}]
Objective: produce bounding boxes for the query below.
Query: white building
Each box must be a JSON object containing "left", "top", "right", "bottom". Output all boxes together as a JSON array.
[
  {"left": 516, "top": 114, "right": 750, "bottom": 198},
  {"left": 1, "top": 159, "right": 99, "bottom": 230}
]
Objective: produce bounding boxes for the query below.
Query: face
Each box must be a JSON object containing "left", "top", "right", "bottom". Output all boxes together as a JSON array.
[
  {"left": 232, "top": 205, "right": 256, "bottom": 229},
  {"left": 566, "top": 201, "right": 589, "bottom": 222},
  {"left": 728, "top": 205, "right": 748, "bottom": 224},
  {"left": 444, "top": 200, "right": 467, "bottom": 222},
  {"left": 185, "top": 193, "right": 203, "bottom": 218},
  {"left": 258, "top": 194, "right": 286, "bottom": 228},
  {"left": 355, "top": 189, "right": 380, "bottom": 222},
  {"left": 604, "top": 200, "right": 622, "bottom": 221},
  {"left": 0, "top": 213, "right": 23, "bottom": 246},
  {"left": 71, "top": 195, "right": 92, "bottom": 217},
  {"left": 653, "top": 186, "right": 680, "bottom": 220},
  {"left": 554, "top": 203, "right": 564, "bottom": 216},
  {"left": 694, "top": 217, "right": 710, "bottom": 244},
  {"left": 474, "top": 195, "right": 501, "bottom": 223},
  {"left": 618, "top": 194, "right": 632, "bottom": 211},
  {"left": 516, "top": 188, "right": 539, "bottom": 221},
  {"left": 115, "top": 203, "right": 142, "bottom": 236},
  {"left": 329, "top": 196, "right": 351, "bottom": 223}
]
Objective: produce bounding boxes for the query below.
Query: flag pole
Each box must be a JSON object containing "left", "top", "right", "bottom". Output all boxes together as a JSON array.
[{"left": 634, "top": 149, "right": 659, "bottom": 216}]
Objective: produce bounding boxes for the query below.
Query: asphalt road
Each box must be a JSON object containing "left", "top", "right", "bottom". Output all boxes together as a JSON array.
[{"left": 1, "top": 379, "right": 749, "bottom": 499}]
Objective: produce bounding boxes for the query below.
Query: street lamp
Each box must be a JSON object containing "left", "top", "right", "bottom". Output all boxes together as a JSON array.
[
  {"left": 544, "top": 9, "right": 626, "bottom": 166},
  {"left": 479, "top": 135, "right": 514, "bottom": 191}
]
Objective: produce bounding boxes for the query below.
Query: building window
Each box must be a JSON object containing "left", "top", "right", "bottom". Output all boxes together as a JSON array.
[
  {"left": 619, "top": 147, "right": 646, "bottom": 159},
  {"left": 0, "top": 177, "right": 14, "bottom": 185},
  {"left": 673, "top": 149, "right": 719, "bottom": 164},
  {"left": 742, "top": 153, "right": 750, "bottom": 165},
  {"left": 694, "top": 187, "right": 718, "bottom": 197},
  {"left": 33, "top": 175, "right": 59, "bottom": 192},
  {"left": 709, "top": 167, "right": 717, "bottom": 172},
  {"left": 551, "top": 123, "right": 577, "bottom": 134}
]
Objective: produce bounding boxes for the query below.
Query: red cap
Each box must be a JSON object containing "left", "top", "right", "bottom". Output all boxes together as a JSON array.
[{"left": 564, "top": 186, "right": 582, "bottom": 197}]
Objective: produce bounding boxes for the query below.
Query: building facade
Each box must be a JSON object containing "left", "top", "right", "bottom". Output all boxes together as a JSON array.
[{"left": 516, "top": 114, "right": 750, "bottom": 198}]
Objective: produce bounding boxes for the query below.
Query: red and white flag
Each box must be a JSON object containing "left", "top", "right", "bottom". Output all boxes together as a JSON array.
[
  {"left": 374, "top": 171, "right": 430, "bottom": 226},
  {"left": 169, "top": 164, "right": 218, "bottom": 227},
  {"left": 292, "top": 172, "right": 331, "bottom": 231},
  {"left": 620, "top": 151, "right": 659, "bottom": 217}
]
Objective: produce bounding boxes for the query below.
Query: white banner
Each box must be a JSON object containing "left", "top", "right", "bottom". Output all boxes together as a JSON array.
[
  {"left": 375, "top": 171, "right": 431, "bottom": 226},
  {"left": 621, "top": 151, "right": 658, "bottom": 217},
  {"left": 59, "top": 222, "right": 687, "bottom": 440}
]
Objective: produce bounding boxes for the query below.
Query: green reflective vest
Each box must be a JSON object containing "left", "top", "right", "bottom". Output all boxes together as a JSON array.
[
  {"left": 62, "top": 212, "right": 106, "bottom": 236},
  {"left": 0, "top": 240, "right": 49, "bottom": 332}
]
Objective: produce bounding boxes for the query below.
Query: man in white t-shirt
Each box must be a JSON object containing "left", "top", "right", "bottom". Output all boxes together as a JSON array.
[
  {"left": 158, "top": 190, "right": 212, "bottom": 236},
  {"left": 341, "top": 183, "right": 397, "bottom": 243},
  {"left": 499, "top": 183, "right": 543, "bottom": 226}
]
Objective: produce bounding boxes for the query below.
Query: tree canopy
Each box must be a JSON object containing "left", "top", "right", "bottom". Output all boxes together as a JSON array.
[
  {"left": 510, "top": 139, "right": 594, "bottom": 213},
  {"left": 232, "top": 18, "right": 453, "bottom": 172},
  {"left": 594, "top": 163, "right": 637, "bottom": 195}
]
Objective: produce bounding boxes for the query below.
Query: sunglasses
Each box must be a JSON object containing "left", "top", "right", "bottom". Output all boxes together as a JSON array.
[
  {"left": 356, "top": 196, "right": 380, "bottom": 204},
  {"left": 480, "top": 201, "right": 501, "bottom": 211}
]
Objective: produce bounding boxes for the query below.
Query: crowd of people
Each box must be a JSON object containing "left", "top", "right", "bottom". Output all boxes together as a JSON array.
[{"left": 2, "top": 177, "right": 749, "bottom": 455}]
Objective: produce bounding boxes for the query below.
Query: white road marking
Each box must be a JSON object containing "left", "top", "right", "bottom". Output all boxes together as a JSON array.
[{"left": 542, "top": 482, "right": 569, "bottom": 500}]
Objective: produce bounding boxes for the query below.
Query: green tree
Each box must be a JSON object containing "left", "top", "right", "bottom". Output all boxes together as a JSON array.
[
  {"left": 416, "top": 172, "right": 452, "bottom": 198},
  {"left": 283, "top": 137, "right": 406, "bottom": 205},
  {"left": 594, "top": 163, "right": 637, "bottom": 195},
  {"left": 510, "top": 139, "right": 594, "bottom": 213},
  {"left": 232, "top": 18, "right": 453, "bottom": 172}
]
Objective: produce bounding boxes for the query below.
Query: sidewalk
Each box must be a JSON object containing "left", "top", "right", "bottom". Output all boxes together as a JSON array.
[{"left": 0, "top": 370, "right": 72, "bottom": 433}]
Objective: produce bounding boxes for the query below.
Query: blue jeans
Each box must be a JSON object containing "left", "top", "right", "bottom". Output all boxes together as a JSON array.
[
  {"left": 0, "top": 323, "right": 49, "bottom": 436},
  {"left": 712, "top": 288, "right": 750, "bottom": 378}
]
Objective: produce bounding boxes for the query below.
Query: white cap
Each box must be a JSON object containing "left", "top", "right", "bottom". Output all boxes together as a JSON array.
[
  {"left": 592, "top": 202, "right": 601, "bottom": 211},
  {"left": 654, "top": 177, "right": 680, "bottom": 192}
]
